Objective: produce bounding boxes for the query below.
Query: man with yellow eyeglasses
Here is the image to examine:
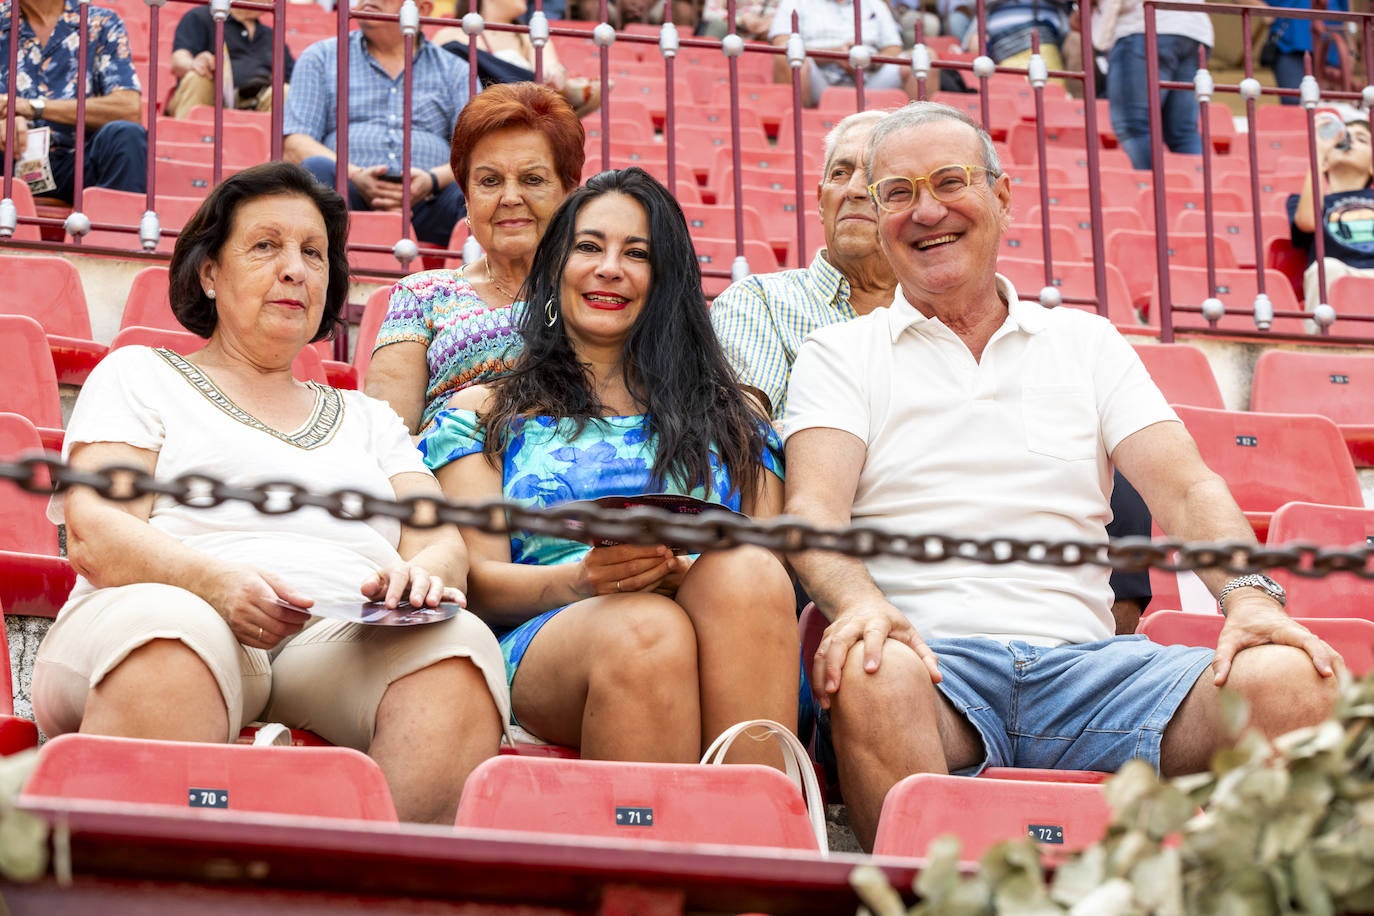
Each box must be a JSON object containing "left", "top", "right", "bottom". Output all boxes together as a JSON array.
[{"left": 781, "top": 100, "right": 1343, "bottom": 852}]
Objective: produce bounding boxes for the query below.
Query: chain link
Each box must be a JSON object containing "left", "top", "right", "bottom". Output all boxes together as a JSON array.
[{"left": 4, "top": 456, "right": 1372, "bottom": 579}]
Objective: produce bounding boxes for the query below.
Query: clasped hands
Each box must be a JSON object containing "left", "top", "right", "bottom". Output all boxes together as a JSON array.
[
  {"left": 352, "top": 165, "right": 439, "bottom": 210},
  {"left": 573, "top": 543, "right": 694, "bottom": 599}
]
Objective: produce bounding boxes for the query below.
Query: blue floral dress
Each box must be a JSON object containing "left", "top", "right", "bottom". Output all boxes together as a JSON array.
[{"left": 419, "top": 408, "right": 784, "bottom": 689}]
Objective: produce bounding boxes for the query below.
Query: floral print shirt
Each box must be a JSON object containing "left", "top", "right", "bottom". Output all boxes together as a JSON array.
[
  {"left": 418, "top": 410, "right": 784, "bottom": 568},
  {"left": 0, "top": 0, "right": 141, "bottom": 149},
  {"left": 373, "top": 268, "right": 524, "bottom": 434}
]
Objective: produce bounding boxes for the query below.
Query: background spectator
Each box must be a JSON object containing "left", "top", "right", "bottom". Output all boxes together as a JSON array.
[
  {"left": 769, "top": 0, "right": 915, "bottom": 107},
  {"left": 1265, "top": 0, "right": 1349, "bottom": 106},
  {"left": 367, "top": 82, "right": 585, "bottom": 435},
  {"left": 166, "top": 3, "right": 295, "bottom": 118},
  {"left": 282, "top": 0, "right": 469, "bottom": 247},
  {"left": 433, "top": 0, "right": 600, "bottom": 115},
  {"left": 0, "top": 0, "right": 147, "bottom": 200},
  {"left": 1289, "top": 113, "right": 1374, "bottom": 325},
  {"left": 1098, "top": 0, "right": 1213, "bottom": 169}
]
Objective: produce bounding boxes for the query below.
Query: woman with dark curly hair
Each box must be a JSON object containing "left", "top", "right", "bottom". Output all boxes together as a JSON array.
[
  {"left": 33, "top": 162, "right": 509, "bottom": 823},
  {"left": 423, "top": 168, "right": 799, "bottom": 764}
]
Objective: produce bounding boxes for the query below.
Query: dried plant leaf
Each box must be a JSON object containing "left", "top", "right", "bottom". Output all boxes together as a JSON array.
[
  {"left": 1065, "top": 878, "right": 1136, "bottom": 916},
  {"left": 851, "top": 864, "right": 908, "bottom": 916},
  {"left": 915, "top": 834, "right": 965, "bottom": 904},
  {"left": 1127, "top": 847, "right": 1183, "bottom": 916},
  {"left": 0, "top": 805, "right": 49, "bottom": 883}
]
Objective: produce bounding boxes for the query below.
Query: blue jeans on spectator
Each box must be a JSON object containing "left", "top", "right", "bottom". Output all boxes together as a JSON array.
[
  {"left": 48, "top": 121, "right": 147, "bottom": 202},
  {"left": 1108, "top": 32, "right": 1208, "bottom": 170},
  {"left": 299, "top": 155, "right": 467, "bottom": 248},
  {"left": 1273, "top": 50, "right": 1307, "bottom": 105}
]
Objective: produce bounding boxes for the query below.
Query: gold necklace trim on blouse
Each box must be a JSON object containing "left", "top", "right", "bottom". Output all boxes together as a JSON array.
[{"left": 156, "top": 348, "right": 344, "bottom": 450}]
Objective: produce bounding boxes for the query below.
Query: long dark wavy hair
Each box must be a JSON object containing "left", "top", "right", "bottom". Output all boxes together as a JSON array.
[{"left": 481, "top": 167, "right": 770, "bottom": 502}]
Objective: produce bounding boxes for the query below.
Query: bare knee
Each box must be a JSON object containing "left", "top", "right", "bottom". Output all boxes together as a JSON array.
[
  {"left": 831, "top": 639, "right": 939, "bottom": 734},
  {"left": 1229, "top": 645, "right": 1339, "bottom": 738},
  {"left": 588, "top": 597, "right": 698, "bottom": 694},
  {"left": 86, "top": 638, "right": 227, "bottom": 742}
]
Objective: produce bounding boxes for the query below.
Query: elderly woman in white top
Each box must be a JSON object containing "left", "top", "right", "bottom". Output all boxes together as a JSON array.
[{"left": 32, "top": 162, "right": 509, "bottom": 824}]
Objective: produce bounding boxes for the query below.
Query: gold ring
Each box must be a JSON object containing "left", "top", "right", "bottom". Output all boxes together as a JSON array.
[{"left": 257, "top": 626, "right": 264, "bottom": 640}]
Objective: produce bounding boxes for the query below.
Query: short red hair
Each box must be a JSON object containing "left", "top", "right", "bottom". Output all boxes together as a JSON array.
[{"left": 451, "top": 82, "right": 586, "bottom": 195}]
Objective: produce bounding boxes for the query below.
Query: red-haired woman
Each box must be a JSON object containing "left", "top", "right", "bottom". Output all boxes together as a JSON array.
[{"left": 366, "top": 82, "right": 586, "bottom": 436}]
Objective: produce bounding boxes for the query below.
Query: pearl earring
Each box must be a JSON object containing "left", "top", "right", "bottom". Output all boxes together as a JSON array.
[{"left": 206, "top": 289, "right": 216, "bottom": 299}]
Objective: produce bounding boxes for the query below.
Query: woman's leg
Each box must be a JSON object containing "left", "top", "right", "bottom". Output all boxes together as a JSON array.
[
  {"left": 371, "top": 657, "right": 504, "bottom": 824},
  {"left": 675, "top": 546, "right": 799, "bottom": 767},
  {"left": 34, "top": 583, "right": 267, "bottom": 743},
  {"left": 81, "top": 639, "right": 228, "bottom": 742},
  {"left": 512, "top": 594, "right": 702, "bottom": 762},
  {"left": 264, "top": 612, "right": 510, "bottom": 824}
]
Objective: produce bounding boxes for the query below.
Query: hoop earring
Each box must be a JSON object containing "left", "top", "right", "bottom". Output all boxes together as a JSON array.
[{"left": 544, "top": 296, "right": 558, "bottom": 327}]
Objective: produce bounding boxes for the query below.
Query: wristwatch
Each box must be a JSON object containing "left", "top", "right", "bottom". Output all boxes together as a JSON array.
[
  {"left": 1218, "top": 574, "right": 1287, "bottom": 616},
  {"left": 29, "top": 97, "right": 45, "bottom": 121}
]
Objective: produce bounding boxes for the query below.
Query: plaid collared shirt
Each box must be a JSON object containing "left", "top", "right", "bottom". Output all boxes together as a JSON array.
[
  {"left": 282, "top": 30, "right": 469, "bottom": 174},
  {"left": 711, "top": 251, "right": 861, "bottom": 422}
]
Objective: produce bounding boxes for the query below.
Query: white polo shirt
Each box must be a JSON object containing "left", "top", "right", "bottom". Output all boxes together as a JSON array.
[{"left": 783, "top": 276, "right": 1177, "bottom": 647}]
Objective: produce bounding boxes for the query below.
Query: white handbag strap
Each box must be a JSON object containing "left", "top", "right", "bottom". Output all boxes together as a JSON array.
[
  {"left": 700, "top": 718, "right": 829, "bottom": 856},
  {"left": 251, "top": 723, "right": 292, "bottom": 747}
]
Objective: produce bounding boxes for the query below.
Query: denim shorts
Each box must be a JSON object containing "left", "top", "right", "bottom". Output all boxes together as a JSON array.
[{"left": 929, "top": 635, "right": 1215, "bottom": 774}]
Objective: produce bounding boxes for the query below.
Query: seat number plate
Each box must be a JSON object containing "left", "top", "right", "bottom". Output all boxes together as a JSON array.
[
  {"left": 1028, "top": 824, "right": 1064, "bottom": 844},
  {"left": 189, "top": 788, "right": 229, "bottom": 808},
  {"left": 615, "top": 806, "right": 653, "bottom": 827}
]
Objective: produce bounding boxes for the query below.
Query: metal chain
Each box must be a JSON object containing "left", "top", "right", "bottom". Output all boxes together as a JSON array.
[{"left": 4, "top": 456, "right": 1372, "bottom": 579}]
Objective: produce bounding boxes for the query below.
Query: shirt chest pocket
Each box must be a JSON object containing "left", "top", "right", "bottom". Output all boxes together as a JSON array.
[{"left": 1021, "top": 384, "right": 1098, "bottom": 461}]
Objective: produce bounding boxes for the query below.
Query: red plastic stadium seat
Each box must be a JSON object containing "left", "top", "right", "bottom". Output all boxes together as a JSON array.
[
  {"left": 22, "top": 733, "right": 398, "bottom": 821},
  {"left": 1152, "top": 267, "right": 1307, "bottom": 336},
  {"left": 0, "top": 179, "right": 43, "bottom": 241},
  {"left": 872, "top": 772, "right": 1111, "bottom": 862},
  {"left": 497, "top": 741, "right": 581, "bottom": 759},
  {"left": 0, "top": 254, "right": 107, "bottom": 384},
  {"left": 1107, "top": 230, "right": 1237, "bottom": 313},
  {"left": 1251, "top": 349, "right": 1374, "bottom": 466},
  {"left": 0, "top": 601, "right": 39, "bottom": 755},
  {"left": 121, "top": 265, "right": 174, "bottom": 330},
  {"left": 1171, "top": 405, "right": 1363, "bottom": 541},
  {"left": 1324, "top": 275, "right": 1374, "bottom": 333},
  {"left": 999, "top": 223, "right": 1084, "bottom": 264},
  {"left": 351, "top": 285, "right": 393, "bottom": 384},
  {"left": 234, "top": 725, "right": 332, "bottom": 747},
  {"left": 1173, "top": 209, "right": 1288, "bottom": 270},
  {"left": 111, "top": 326, "right": 328, "bottom": 384},
  {"left": 1139, "top": 609, "right": 1374, "bottom": 676},
  {"left": 997, "top": 258, "right": 1142, "bottom": 331},
  {"left": 80, "top": 188, "right": 203, "bottom": 253},
  {"left": 1267, "top": 502, "right": 1374, "bottom": 621},
  {"left": 154, "top": 116, "right": 269, "bottom": 169},
  {"left": 1131, "top": 343, "right": 1225, "bottom": 409},
  {"left": 348, "top": 210, "right": 420, "bottom": 275},
  {"left": 455, "top": 755, "right": 822, "bottom": 852},
  {"left": 0, "top": 315, "right": 65, "bottom": 451},
  {"left": 0, "top": 413, "right": 77, "bottom": 619},
  {"left": 695, "top": 238, "right": 779, "bottom": 299}
]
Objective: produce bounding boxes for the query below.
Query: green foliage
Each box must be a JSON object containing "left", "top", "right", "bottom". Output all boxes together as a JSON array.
[
  {"left": 0, "top": 750, "right": 46, "bottom": 883},
  {"left": 851, "top": 673, "right": 1374, "bottom": 916}
]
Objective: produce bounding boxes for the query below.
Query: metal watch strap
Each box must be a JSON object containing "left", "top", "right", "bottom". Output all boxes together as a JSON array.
[{"left": 1218, "top": 574, "right": 1285, "bottom": 617}]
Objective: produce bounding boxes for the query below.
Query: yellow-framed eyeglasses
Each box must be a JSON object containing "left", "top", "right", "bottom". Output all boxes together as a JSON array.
[{"left": 867, "top": 165, "right": 997, "bottom": 213}]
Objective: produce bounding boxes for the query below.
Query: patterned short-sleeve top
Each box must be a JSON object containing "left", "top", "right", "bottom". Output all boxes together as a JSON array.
[
  {"left": 419, "top": 409, "right": 784, "bottom": 568},
  {"left": 372, "top": 268, "right": 524, "bottom": 433}
]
